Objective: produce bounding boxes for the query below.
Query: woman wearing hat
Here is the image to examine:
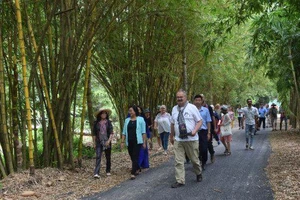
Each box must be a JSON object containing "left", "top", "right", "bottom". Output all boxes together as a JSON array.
[
  {"left": 93, "top": 108, "right": 114, "bottom": 178},
  {"left": 121, "top": 105, "right": 147, "bottom": 180},
  {"left": 269, "top": 103, "right": 278, "bottom": 131}
]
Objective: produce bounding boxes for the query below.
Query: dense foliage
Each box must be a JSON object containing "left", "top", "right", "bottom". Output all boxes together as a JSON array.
[{"left": 0, "top": 0, "right": 298, "bottom": 178}]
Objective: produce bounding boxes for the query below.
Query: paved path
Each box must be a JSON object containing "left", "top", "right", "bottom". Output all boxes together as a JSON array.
[{"left": 84, "top": 128, "right": 273, "bottom": 200}]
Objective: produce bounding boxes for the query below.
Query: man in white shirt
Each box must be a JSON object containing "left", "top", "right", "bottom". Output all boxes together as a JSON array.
[
  {"left": 170, "top": 89, "right": 203, "bottom": 188},
  {"left": 242, "top": 99, "right": 259, "bottom": 150}
]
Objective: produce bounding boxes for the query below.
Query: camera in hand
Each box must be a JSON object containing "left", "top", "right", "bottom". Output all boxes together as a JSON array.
[{"left": 179, "top": 123, "right": 192, "bottom": 139}]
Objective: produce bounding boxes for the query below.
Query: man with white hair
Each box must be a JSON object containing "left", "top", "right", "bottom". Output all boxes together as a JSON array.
[{"left": 170, "top": 89, "right": 203, "bottom": 188}]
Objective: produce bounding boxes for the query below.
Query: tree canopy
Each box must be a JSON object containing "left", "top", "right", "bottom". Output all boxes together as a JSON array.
[{"left": 0, "top": 0, "right": 299, "bottom": 177}]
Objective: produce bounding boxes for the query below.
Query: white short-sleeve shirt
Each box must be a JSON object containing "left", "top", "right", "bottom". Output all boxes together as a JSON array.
[
  {"left": 154, "top": 113, "right": 171, "bottom": 134},
  {"left": 242, "top": 106, "right": 258, "bottom": 125},
  {"left": 171, "top": 103, "right": 202, "bottom": 141}
]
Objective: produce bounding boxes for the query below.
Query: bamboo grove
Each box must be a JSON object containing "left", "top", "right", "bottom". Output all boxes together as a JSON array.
[
  {"left": 1, "top": 0, "right": 300, "bottom": 178},
  {"left": 0, "top": 0, "right": 207, "bottom": 178}
]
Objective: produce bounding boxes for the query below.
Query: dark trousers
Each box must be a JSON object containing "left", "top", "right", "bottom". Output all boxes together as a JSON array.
[
  {"left": 208, "top": 134, "right": 215, "bottom": 155},
  {"left": 280, "top": 117, "right": 287, "bottom": 130},
  {"left": 259, "top": 117, "right": 266, "bottom": 129},
  {"left": 198, "top": 129, "right": 208, "bottom": 165},
  {"left": 238, "top": 117, "right": 243, "bottom": 128},
  {"left": 94, "top": 143, "right": 111, "bottom": 175},
  {"left": 128, "top": 140, "right": 142, "bottom": 175}
]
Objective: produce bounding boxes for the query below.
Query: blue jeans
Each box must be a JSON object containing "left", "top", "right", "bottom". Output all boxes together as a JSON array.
[
  {"left": 160, "top": 132, "right": 170, "bottom": 151},
  {"left": 245, "top": 124, "right": 254, "bottom": 147}
]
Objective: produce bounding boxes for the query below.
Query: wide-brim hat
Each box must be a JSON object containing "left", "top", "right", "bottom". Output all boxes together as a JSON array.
[
  {"left": 271, "top": 103, "right": 276, "bottom": 106},
  {"left": 94, "top": 108, "right": 112, "bottom": 117},
  {"left": 221, "top": 105, "right": 228, "bottom": 111},
  {"left": 144, "top": 108, "right": 150, "bottom": 113}
]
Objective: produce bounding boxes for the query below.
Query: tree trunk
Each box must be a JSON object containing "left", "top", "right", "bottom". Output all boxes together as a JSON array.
[
  {"left": 32, "top": 80, "right": 39, "bottom": 167},
  {"left": 182, "top": 31, "right": 188, "bottom": 93},
  {"left": 0, "top": 155, "right": 7, "bottom": 178},
  {"left": 11, "top": 56, "right": 23, "bottom": 171},
  {"left": 40, "top": 85, "right": 49, "bottom": 167},
  {"left": 289, "top": 44, "right": 300, "bottom": 128},
  {"left": 87, "top": 72, "right": 94, "bottom": 132},
  {"left": 26, "top": 11, "right": 63, "bottom": 168},
  {"left": 15, "top": 0, "right": 35, "bottom": 174},
  {"left": 0, "top": 24, "right": 14, "bottom": 175},
  {"left": 78, "top": 34, "right": 93, "bottom": 166}
]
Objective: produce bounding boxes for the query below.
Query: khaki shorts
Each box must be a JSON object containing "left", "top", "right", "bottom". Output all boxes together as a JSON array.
[{"left": 271, "top": 117, "right": 277, "bottom": 124}]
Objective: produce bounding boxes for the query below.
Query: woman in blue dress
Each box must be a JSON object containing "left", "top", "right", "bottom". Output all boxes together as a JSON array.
[{"left": 137, "top": 106, "right": 150, "bottom": 171}]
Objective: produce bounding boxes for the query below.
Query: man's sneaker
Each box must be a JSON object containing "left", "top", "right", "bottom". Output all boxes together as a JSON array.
[
  {"left": 249, "top": 146, "right": 254, "bottom": 150},
  {"left": 158, "top": 147, "right": 163, "bottom": 151},
  {"left": 171, "top": 182, "right": 185, "bottom": 188},
  {"left": 106, "top": 172, "right": 111, "bottom": 176},
  {"left": 94, "top": 174, "right": 100, "bottom": 179},
  {"left": 246, "top": 143, "right": 249, "bottom": 149},
  {"left": 196, "top": 174, "right": 203, "bottom": 182}
]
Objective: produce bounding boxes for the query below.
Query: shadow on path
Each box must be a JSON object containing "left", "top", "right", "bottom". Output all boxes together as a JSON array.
[{"left": 83, "top": 128, "right": 274, "bottom": 200}]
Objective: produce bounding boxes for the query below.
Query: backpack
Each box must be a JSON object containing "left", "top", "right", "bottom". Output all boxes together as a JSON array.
[{"left": 271, "top": 108, "right": 277, "bottom": 117}]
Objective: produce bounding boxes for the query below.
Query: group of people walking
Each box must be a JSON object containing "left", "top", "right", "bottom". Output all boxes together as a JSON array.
[
  {"left": 91, "top": 89, "right": 286, "bottom": 188},
  {"left": 92, "top": 104, "right": 172, "bottom": 180}
]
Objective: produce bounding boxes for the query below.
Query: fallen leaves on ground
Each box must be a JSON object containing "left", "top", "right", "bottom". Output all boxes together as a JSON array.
[
  {"left": 266, "top": 129, "right": 300, "bottom": 200},
  {"left": 0, "top": 143, "right": 174, "bottom": 200}
]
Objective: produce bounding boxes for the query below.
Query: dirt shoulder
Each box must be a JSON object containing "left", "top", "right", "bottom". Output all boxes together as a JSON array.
[
  {"left": 0, "top": 144, "right": 173, "bottom": 200},
  {"left": 266, "top": 129, "right": 300, "bottom": 200}
]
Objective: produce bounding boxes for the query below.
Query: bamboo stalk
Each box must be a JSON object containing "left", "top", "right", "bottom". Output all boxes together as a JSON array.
[
  {"left": 78, "top": 48, "right": 92, "bottom": 167},
  {"left": 0, "top": 155, "right": 7, "bottom": 178},
  {"left": 289, "top": 44, "right": 300, "bottom": 125},
  {"left": 78, "top": 4, "right": 95, "bottom": 167},
  {"left": 15, "top": 0, "right": 35, "bottom": 175},
  {"left": 0, "top": 22, "right": 14, "bottom": 175},
  {"left": 26, "top": 12, "right": 63, "bottom": 168}
]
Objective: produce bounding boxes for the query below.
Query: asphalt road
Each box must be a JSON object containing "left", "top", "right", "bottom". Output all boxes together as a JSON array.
[{"left": 83, "top": 128, "right": 273, "bottom": 200}]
